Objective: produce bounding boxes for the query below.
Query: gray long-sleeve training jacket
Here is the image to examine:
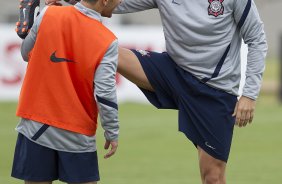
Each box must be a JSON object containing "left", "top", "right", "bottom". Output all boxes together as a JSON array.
[
  {"left": 16, "top": 3, "right": 119, "bottom": 152},
  {"left": 114, "top": 0, "right": 267, "bottom": 99}
]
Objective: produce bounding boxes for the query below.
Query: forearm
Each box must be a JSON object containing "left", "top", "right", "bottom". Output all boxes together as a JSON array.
[
  {"left": 21, "top": 6, "right": 48, "bottom": 61},
  {"left": 234, "top": 0, "right": 267, "bottom": 99},
  {"left": 94, "top": 40, "right": 119, "bottom": 141},
  {"left": 243, "top": 47, "right": 266, "bottom": 100},
  {"left": 114, "top": 0, "right": 157, "bottom": 14}
]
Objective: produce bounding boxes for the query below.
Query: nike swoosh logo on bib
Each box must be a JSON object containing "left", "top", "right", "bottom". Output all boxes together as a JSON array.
[{"left": 50, "top": 51, "right": 74, "bottom": 63}]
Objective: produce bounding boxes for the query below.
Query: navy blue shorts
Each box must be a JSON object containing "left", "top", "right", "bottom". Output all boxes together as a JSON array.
[
  {"left": 11, "top": 133, "right": 100, "bottom": 183},
  {"left": 132, "top": 50, "right": 237, "bottom": 162}
]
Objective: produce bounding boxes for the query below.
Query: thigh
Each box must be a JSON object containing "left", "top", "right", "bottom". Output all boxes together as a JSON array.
[
  {"left": 118, "top": 47, "right": 153, "bottom": 91},
  {"left": 176, "top": 70, "right": 237, "bottom": 162},
  {"left": 58, "top": 151, "right": 100, "bottom": 183},
  {"left": 122, "top": 49, "right": 181, "bottom": 109},
  {"left": 12, "top": 133, "right": 58, "bottom": 182}
]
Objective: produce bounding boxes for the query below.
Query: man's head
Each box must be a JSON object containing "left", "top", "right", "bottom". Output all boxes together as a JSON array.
[{"left": 82, "top": 0, "right": 121, "bottom": 18}]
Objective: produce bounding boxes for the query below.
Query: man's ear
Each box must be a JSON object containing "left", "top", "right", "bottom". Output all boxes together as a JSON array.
[{"left": 102, "top": 0, "right": 109, "bottom": 6}]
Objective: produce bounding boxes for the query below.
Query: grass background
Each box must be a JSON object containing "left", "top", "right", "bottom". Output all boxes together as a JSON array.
[{"left": 0, "top": 60, "right": 281, "bottom": 184}]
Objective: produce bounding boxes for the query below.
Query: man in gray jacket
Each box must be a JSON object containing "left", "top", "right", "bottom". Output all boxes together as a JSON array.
[
  {"left": 116, "top": 1, "right": 267, "bottom": 183},
  {"left": 46, "top": 0, "right": 267, "bottom": 183}
]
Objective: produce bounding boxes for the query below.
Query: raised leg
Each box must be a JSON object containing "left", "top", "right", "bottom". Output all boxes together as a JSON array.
[{"left": 118, "top": 47, "right": 154, "bottom": 91}]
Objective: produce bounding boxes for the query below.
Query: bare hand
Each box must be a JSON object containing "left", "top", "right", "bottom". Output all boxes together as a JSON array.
[
  {"left": 232, "top": 96, "right": 256, "bottom": 127},
  {"left": 104, "top": 140, "right": 118, "bottom": 159}
]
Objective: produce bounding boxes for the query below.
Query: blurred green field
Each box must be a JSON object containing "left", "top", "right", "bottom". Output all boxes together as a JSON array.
[{"left": 0, "top": 60, "right": 282, "bottom": 184}]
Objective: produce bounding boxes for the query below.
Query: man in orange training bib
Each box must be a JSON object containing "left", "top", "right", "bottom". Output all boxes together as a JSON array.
[{"left": 12, "top": 0, "right": 121, "bottom": 183}]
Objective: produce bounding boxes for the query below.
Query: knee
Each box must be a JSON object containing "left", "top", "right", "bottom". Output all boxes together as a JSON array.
[
  {"left": 198, "top": 148, "right": 226, "bottom": 184},
  {"left": 201, "top": 167, "right": 225, "bottom": 184},
  {"left": 203, "top": 171, "right": 221, "bottom": 184}
]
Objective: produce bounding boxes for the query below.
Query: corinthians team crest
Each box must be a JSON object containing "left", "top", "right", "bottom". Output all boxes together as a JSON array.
[{"left": 208, "top": 0, "right": 224, "bottom": 17}]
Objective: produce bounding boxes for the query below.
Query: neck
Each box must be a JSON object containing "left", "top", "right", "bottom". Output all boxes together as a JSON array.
[{"left": 80, "top": 0, "right": 102, "bottom": 14}]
